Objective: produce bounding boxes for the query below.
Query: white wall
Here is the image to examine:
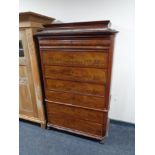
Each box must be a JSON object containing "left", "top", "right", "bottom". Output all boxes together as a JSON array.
[{"left": 19, "top": 0, "right": 135, "bottom": 123}]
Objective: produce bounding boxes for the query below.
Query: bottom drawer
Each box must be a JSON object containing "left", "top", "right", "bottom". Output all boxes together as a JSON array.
[
  {"left": 48, "top": 113, "right": 103, "bottom": 137},
  {"left": 46, "top": 102, "right": 104, "bottom": 124}
]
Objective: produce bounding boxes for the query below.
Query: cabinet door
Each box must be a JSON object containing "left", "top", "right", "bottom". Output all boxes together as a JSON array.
[{"left": 19, "top": 30, "right": 38, "bottom": 118}]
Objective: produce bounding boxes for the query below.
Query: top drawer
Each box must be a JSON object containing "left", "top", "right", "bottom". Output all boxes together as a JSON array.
[
  {"left": 41, "top": 51, "right": 109, "bottom": 68},
  {"left": 39, "top": 38, "right": 110, "bottom": 50}
]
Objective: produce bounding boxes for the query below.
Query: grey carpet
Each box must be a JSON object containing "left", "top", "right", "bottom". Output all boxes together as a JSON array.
[{"left": 19, "top": 121, "right": 135, "bottom": 155}]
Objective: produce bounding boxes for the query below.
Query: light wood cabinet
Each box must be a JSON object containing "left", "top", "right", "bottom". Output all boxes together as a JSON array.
[{"left": 19, "top": 12, "right": 54, "bottom": 127}]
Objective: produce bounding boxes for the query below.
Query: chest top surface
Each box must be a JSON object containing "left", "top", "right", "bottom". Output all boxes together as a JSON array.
[{"left": 35, "top": 20, "right": 118, "bottom": 37}]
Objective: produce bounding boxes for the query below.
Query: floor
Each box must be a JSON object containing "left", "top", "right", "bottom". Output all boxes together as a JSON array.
[{"left": 19, "top": 120, "right": 135, "bottom": 155}]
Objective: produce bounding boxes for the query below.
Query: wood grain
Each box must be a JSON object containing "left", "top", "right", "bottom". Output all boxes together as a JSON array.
[
  {"left": 46, "top": 102, "right": 104, "bottom": 124},
  {"left": 25, "top": 28, "right": 46, "bottom": 124},
  {"left": 39, "top": 39, "right": 110, "bottom": 46},
  {"left": 48, "top": 113, "right": 103, "bottom": 136},
  {"left": 45, "top": 90, "right": 105, "bottom": 110},
  {"left": 45, "top": 79, "right": 106, "bottom": 96},
  {"left": 44, "top": 66, "right": 107, "bottom": 84},
  {"left": 41, "top": 50, "right": 109, "bottom": 68}
]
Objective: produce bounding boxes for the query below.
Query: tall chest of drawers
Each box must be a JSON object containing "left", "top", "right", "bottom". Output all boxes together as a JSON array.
[{"left": 35, "top": 21, "right": 117, "bottom": 140}]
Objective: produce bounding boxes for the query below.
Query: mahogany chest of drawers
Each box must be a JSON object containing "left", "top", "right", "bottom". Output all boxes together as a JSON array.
[{"left": 35, "top": 21, "right": 117, "bottom": 140}]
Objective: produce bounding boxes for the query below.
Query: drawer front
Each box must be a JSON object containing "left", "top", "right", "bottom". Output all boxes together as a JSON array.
[
  {"left": 48, "top": 113, "right": 103, "bottom": 136},
  {"left": 46, "top": 102, "right": 104, "bottom": 124},
  {"left": 39, "top": 38, "right": 110, "bottom": 46},
  {"left": 45, "top": 90, "right": 105, "bottom": 110},
  {"left": 41, "top": 51, "right": 108, "bottom": 68},
  {"left": 45, "top": 79, "right": 105, "bottom": 96},
  {"left": 44, "top": 66, "right": 107, "bottom": 84}
]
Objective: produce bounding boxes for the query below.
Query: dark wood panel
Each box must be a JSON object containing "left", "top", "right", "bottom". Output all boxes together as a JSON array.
[
  {"left": 41, "top": 51, "right": 109, "bottom": 68},
  {"left": 45, "top": 90, "right": 105, "bottom": 110},
  {"left": 48, "top": 113, "right": 103, "bottom": 136},
  {"left": 36, "top": 20, "right": 117, "bottom": 36},
  {"left": 44, "top": 66, "right": 107, "bottom": 84},
  {"left": 40, "top": 45, "right": 109, "bottom": 50},
  {"left": 43, "top": 20, "right": 110, "bottom": 29},
  {"left": 39, "top": 39, "right": 110, "bottom": 46},
  {"left": 46, "top": 102, "right": 104, "bottom": 124},
  {"left": 45, "top": 79, "right": 105, "bottom": 96}
]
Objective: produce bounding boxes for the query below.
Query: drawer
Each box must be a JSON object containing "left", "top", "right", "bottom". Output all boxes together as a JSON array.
[
  {"left": 39, "top": 38, "right": 110, "bottom": 50},
  {"left": 41, "top": 51, "right": 108, "bottom": 68},
  {"left": 48, "top": 113, "right": 103, "bottom": 136},
  {"left": 45, "top": 90, "right": 105, "bottom": 110},
  {"left": 45, "top": 79, "right": 105, "bottom": 96},
  {"left": 46, "top": 102, "right": 105, "bottom": 124},
  {"left": 44, "top": 66, "right": 107, "bottom": 84},
  {"left": 39, "top": 38, "right": 110, "bottom": 46}
]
